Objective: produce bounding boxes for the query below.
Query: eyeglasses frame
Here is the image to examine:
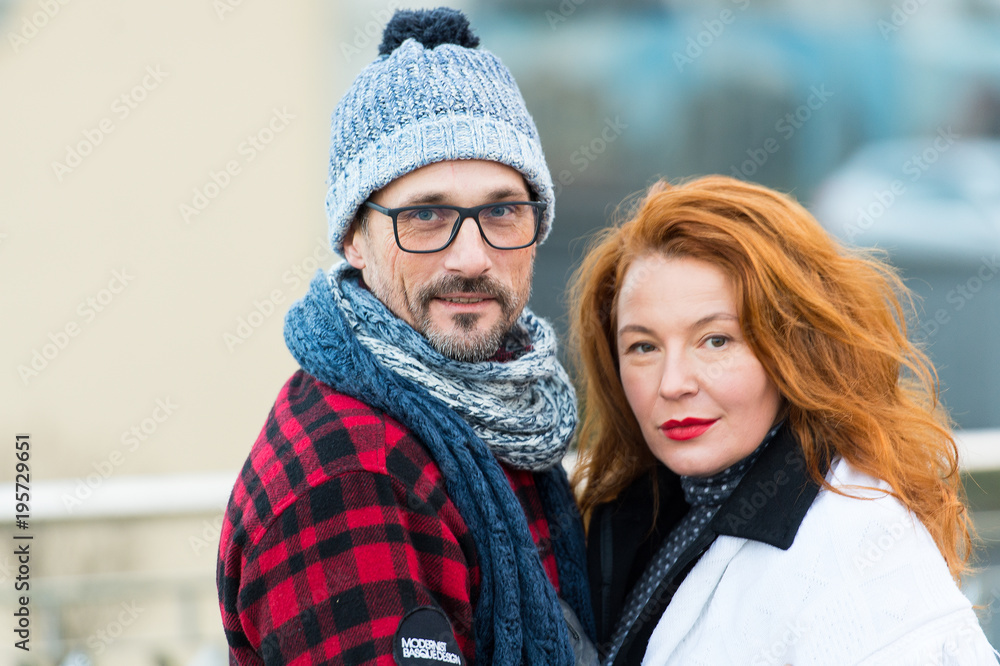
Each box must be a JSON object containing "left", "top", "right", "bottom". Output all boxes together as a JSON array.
[{"left": 361, "top": 200, "right": 546, "bottom": 254}]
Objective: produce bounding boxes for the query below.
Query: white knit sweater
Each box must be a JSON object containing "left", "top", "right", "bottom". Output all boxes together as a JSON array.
[{"left": 642, "top": 458, "right": 999, "bottom": 665}]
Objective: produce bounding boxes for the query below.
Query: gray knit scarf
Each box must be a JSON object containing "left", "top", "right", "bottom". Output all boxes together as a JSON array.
[{"left": 322, "top": 262, "right": 576, "bottom": 471}]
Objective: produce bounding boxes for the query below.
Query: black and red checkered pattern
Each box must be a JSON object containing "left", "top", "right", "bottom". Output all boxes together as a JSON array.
[{"left": 218, "top": 370, "right": 560, "bottom": 665}]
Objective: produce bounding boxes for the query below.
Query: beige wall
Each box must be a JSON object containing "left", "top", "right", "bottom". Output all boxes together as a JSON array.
[
  {"left": 1, "top": 0, "right": 339, "bottom": 479},
  {"left": 0, "top": 1, "right": 456, "bottom": 663},
  {"left": 0, "top": 0, "right": 466, "bottom": 477}
]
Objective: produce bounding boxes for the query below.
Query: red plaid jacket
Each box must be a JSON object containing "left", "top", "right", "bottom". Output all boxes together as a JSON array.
[{"left": 218, "top": 370, "right": 562, "bottom": 665}]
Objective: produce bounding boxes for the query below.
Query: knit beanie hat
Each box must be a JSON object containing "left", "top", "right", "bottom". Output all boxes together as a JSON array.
[{"left": 325, "top": 7, "right": 555, "bottom": 256}]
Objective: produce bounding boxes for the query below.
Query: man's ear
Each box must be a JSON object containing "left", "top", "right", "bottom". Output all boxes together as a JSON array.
[{"left": 343, "top": 225, "right": 367, "bottom": 270}]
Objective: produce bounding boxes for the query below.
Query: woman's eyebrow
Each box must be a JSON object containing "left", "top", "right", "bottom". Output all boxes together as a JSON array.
[
  {"left": 692, "top": 313, "right": 738, "bottom": 328},
  {"left": 617, "top": 323, "right": 655, "bottom": 338},
  {"left": 617, "top": 313, "right": 737, "bottom": 339}
]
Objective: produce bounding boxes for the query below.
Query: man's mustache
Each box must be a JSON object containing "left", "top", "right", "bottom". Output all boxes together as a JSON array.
[{"left": 417, "top": 276, "right": 514, "bottom": 314}]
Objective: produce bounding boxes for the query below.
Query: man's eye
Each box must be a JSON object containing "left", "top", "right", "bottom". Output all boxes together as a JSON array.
[
  {"left": 401, "top": 208, "right": 448, "bottom": 223},
  {"left": 485, "top": 205, "right": 515, "bottom": 218}
]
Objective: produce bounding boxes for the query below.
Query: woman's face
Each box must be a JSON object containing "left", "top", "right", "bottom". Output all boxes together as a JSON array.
[{"left": 616, "top": 254, "right": 783, "bottom": 477}]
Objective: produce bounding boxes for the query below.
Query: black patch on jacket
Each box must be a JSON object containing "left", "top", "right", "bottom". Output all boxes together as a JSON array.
[{"left": 393, "top": 607, "right": 464, "bottom": 665}]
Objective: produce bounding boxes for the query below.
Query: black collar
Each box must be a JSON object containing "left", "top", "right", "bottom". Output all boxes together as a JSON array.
[{"left": 710, "top": 422, "right": 822, "bottom": 550}]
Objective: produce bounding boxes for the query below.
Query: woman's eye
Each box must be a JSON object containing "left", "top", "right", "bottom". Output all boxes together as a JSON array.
[
  {"left": 705, "top": 335, "right": 728, "bottom": 349},
  {"left": 628, "top": 342, "right": 656, "bottom": 354}
]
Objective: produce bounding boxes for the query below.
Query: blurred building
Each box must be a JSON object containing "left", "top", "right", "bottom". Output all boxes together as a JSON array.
[{"left": 474, "top": 0, "right": 1000, "bottom": 430}]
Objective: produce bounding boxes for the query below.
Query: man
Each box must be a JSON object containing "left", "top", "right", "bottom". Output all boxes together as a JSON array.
[{"left": 217, "top": 8, "right": 595, "bottom": 665}]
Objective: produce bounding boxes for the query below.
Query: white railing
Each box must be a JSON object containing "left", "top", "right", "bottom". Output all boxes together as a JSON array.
[
  {"left": 955, "top": 429, "right": 1000, "bottom": 473},
  {"left": 4, "top": 430, "right": 998, "bottom": 524},
  {"left": 1, "top": 430, "right": 997, "bottom": 665}
]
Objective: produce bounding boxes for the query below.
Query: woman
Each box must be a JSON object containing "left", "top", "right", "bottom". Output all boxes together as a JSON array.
[{"left": 569, "top": 175, "right": 998, "bottom": 665}]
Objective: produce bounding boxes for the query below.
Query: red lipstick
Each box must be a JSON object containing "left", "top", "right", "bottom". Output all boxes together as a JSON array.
[{"left": 660, "top": 417, "right": 718, "bottom": 441}]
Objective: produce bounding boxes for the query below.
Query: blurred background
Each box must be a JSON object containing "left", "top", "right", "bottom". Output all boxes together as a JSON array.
[{"left": 2, "top": 0, "right": 999, "bottom": 663}]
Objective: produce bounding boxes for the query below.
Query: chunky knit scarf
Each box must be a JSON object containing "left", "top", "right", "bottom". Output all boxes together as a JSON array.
[
  {"left": 283, "top": 265, "right": 594, "bottom": 665},
  {"left": 319, "top": 264, "right": 576, "bottom": 471}
]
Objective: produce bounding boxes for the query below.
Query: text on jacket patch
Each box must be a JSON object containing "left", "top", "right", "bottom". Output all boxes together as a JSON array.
[{"left": 399, "top": 637, "right": 461, "bottom": 663}]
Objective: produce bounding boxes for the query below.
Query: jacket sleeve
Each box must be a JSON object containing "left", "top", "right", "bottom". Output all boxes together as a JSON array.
[
  {"left": 229, "top": 469, "right": 478, "bottom": 665},
  {"left": 858, "top": 609, "right": 999, "bottom": 665}
]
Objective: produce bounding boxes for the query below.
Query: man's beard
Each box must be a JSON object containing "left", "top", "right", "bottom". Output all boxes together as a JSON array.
[{"left": 413, "top": 275, "right": 526, "bottom": 362}]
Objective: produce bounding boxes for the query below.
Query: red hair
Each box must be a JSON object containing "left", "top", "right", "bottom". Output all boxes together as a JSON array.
[{"left": 569, "top": 175, "right": 973, "bottom": 579}]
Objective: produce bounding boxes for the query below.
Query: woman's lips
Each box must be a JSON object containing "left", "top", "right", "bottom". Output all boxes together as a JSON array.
[{"left": 660, "top": 418, "right": 718, "bottom": 441}]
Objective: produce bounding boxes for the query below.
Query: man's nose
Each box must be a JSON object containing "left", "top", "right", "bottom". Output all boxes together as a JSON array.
[{"left": 442, "top": 216, "right": 492, "bottom": 276}]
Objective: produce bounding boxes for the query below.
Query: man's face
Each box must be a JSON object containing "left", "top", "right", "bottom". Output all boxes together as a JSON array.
[{"left": 343, "top": 160, "right": 537, "bottom": 362}]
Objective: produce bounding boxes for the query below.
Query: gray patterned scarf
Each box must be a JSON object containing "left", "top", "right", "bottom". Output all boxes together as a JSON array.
[{"left": 314, "top": 262, "right": 576, "bottom": 471}]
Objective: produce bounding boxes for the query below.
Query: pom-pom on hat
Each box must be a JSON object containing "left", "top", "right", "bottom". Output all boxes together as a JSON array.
[{"left": 325, "top": 7, "right": 554, "bottom": 256}]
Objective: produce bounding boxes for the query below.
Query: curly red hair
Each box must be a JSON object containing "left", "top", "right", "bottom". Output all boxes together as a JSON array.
[{"left": 569, "top": 175, "right": 973, "bottom": 579}]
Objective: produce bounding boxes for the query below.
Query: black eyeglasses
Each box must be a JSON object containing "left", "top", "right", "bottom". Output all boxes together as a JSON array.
[{"left": 362, "top": 200, "right": 546, "bottom": 254}]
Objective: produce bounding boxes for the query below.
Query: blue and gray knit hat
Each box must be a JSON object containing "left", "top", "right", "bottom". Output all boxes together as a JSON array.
[{"left": 325, "top": 7, "right": 554, "bottom": 256}]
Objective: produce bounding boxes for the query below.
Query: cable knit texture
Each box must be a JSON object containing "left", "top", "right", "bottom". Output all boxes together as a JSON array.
[
  {"left": 642, "top": 458, "right": 999, "bottom": 665},
  {"left": 282, "top": 265, "right": 594, "bottom": 665},
  {"left": 325, "top": 8, "right": 554, "bottom": 255},
  {"left": 298, "top": 263, "right": 578, "bottom": 471}
]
